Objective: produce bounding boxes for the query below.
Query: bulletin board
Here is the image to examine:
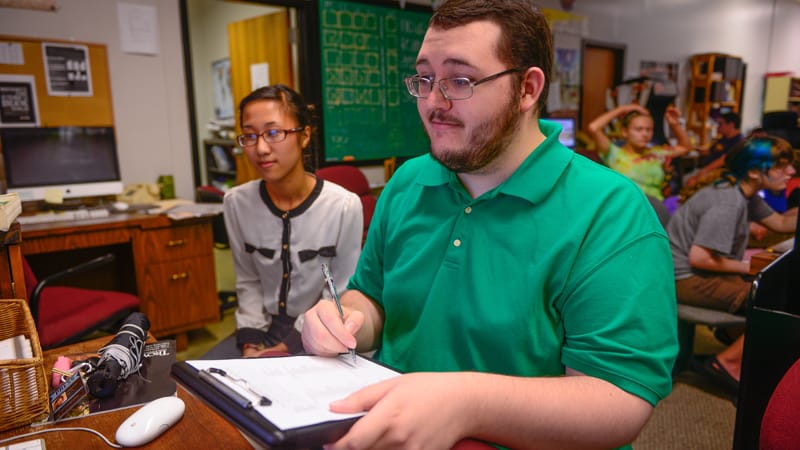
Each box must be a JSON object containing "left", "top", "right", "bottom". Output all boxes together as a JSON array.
[
  {"left": 0, "top": 35, "right": 114, "bottom": 127},
  {"left": 319, "top": 0, "right": 430, "bottom": 162}
]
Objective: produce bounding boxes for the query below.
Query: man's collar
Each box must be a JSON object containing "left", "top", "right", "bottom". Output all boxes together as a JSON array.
[{"left": 415, "top": 119, "right": 573, "bottom": 204}]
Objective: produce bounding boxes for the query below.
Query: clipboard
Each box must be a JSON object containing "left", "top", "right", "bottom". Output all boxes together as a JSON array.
[{"left": 171, "top": 355, "right": 399, "bottom": 449}]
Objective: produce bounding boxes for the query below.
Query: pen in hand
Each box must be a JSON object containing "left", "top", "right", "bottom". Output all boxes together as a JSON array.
[{"left": 321, "top": 263, "right": 357, "bottom": 364}]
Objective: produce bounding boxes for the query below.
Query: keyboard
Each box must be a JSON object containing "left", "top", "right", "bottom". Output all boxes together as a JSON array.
[{"left": 17, "top": 208, "right": 111, "bottom": 225}]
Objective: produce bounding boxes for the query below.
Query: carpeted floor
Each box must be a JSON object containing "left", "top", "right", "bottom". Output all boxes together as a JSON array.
[
  {"left": 634, "top": 326, "right": 736, "bottom": 449},
  {"left": 181, "top": 248, "right": 737, "bottom": 448}
]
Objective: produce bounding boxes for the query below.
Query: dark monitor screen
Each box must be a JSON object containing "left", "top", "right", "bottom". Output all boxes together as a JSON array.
[
  {"left": 0, "top": 126, "right": 122, "bottom": 201},
  {"left": 546, "top": 118, "right": 576, "bottom": 149}
]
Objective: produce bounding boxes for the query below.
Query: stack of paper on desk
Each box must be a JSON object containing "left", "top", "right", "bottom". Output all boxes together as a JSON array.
[
  {"left": 0, "top": 192, "right": 21, "bottom": 231},
  {"left": 0, "top": 334, "right": 32, "bottom": 360}
]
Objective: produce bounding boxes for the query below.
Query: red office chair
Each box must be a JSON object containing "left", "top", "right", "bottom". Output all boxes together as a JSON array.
[
  {"left": 760, "top": 357, "right": 800, "bottom": 449},
  {"left": 23, "top": 253, "right": 141, "bottom": 349},
  {"left": 316, "top": 165, "right": 377, "bottom": 245}
]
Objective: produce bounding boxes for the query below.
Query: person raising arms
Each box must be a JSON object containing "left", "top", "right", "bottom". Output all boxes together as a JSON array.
[
  {"left": 588, "top": 103, "right": 692, "bottom": 200},
  {"left": 302, "top": 1, "right": 677, "bottom": 449}
]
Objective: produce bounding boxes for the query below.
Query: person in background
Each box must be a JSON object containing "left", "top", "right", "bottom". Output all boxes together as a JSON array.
[
  {"left": 667, "top": 136, "right": 796, "bottom": 394},
  {"left": 587, "top": 102, "right": 692, "bottom": 201},
  {"left": 302, "top": 1, "right": 677, "bottom": 448},
  {"left": 203, "top": 85, "right": 362, "bottom": 359},
  {"left": 684, "top": 112, "right": 743, "bottom": 188}
]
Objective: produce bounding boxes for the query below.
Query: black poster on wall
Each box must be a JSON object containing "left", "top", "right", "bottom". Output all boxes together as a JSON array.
[
  {"left": 43, "top": 43, "right": 93, "bottom": 96},
  {"left": 0, "top": 81, "right": 37, "bottom": 125}
]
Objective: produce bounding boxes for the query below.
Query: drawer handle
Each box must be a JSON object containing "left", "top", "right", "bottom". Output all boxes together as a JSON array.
[
  {"left": 170, "top": 272, "right": 189, "bottom": 281},
  {"left": 167, "top": 239, "right": 186, "bottom": 247}
]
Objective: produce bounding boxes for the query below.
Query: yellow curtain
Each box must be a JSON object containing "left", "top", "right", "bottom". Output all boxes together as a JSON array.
[{"left": 227, "top": 10, "right": 294, "bottom": 184}]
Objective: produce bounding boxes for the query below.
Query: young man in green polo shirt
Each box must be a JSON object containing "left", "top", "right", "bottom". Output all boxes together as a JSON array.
[{"left": 302, "top": 0, "right": 678, "bottom": 448}]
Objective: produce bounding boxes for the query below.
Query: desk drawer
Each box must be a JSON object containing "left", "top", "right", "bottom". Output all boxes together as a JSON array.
[
  {"left": 140, "top": 223, "right": 213, "bottom": 263},
  {"left": 139, "top": 255, "right": 218, "bottom": 336}
]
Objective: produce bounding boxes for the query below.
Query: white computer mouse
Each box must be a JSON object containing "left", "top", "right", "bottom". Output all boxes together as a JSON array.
[{"left": 115, "top": 396, "right": 185, "bottom": 447}]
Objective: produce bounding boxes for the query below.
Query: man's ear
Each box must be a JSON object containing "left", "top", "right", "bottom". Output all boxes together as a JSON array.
[
  {"left": 747, "top": 167, "right": 763, "bottom": 182},
  {"left": 519, "top": 66, "right": 545, "bottom": 114}
]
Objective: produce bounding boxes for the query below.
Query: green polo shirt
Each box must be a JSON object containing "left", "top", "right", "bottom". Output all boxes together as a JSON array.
[{"left": 349, "top": 120, "right": 677, "bottom": 407}]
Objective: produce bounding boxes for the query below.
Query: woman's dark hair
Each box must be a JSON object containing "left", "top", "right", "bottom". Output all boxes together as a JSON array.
[
  {"left": 238, "top": 84, "right": 315, "bottom": 131},
  {"left": 430, "top": 0, "right": 553, "bottom": 116}
]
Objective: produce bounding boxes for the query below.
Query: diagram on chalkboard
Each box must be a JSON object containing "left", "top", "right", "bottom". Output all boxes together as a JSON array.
[{"left": 320, "top": 0, "right": 431, "bottom": 162}]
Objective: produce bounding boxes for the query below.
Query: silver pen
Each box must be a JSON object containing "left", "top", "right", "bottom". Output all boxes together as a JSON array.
[{"left": 321, "top": 263, "right": 357, "bottom": 364}]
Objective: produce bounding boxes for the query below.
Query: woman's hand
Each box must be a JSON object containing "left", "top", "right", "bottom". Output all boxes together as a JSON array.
[
  {"left": 664, "top": 105, "right": 682, "bottom": 126},
  {"left": 242, "top": 342, "right": 290, "bottom": 358}
]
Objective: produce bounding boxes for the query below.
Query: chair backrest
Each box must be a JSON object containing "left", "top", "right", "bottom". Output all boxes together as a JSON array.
[
  {"left": 316, "top": 165, "right": 377, "bottom": 244},
  {"left": 733, "top": 249, "right": 800, "bottom": 449},
  {"left": 316, "top": 165, "right": 371, "bottom": 197},
  {"left": 760, "top": 357, "right": 800, "bottom": 449}
]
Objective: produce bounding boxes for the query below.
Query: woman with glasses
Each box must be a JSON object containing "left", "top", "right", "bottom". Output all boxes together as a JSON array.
[
  {"left": 203, "top": 84, "right": 363, "bottom": 359},
  {"left": 587, "top": 103, "right": 691, "bottom": 201},
  {"left": 666, "top": 136, "right": 797, "bottom": 395}
]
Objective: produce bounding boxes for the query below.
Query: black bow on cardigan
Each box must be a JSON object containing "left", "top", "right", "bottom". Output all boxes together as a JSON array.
[
  {"left": 244, "top": 243, "right": 275, "bottom": 259},
  {"left": 298, "top": 246, "right": 336, "bottom": 262},
  {"left": 244, "top": 243, "right": 336, "bottom": 262}
]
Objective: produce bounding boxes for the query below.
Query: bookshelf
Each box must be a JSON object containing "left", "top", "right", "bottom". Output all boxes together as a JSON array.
[
  {"left": 203, "top": 139, "right": 238, "bottom": 192},
  {"left": 687, "top": 53, "right": 745, "bottom": 146}
]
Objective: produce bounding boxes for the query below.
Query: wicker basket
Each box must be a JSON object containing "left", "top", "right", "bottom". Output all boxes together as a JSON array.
[{"left": 0, "top": 299, "right": 50, "bottom": 432}]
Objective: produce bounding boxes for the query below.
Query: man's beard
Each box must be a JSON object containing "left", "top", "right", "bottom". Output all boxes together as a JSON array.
[{"left": 428, "top": 93, "right": 521, "bottom": 173}]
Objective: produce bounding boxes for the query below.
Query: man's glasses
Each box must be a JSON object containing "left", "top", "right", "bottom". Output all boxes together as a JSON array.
[
  {"left": 236, "top": 127, "right": 304, "bottom": 147},
  {"left": 404, "top": 68, "right": 521, "bottom": 100}
]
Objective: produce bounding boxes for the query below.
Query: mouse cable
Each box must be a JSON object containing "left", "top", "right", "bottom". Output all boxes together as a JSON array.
[{"left": 0, "top": 426, "right": 123, "bottom": 448}]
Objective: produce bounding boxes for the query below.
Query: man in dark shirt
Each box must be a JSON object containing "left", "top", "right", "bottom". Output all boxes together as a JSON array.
[{"left": 685, "top": 112, "right": 743, "bottom": 186}]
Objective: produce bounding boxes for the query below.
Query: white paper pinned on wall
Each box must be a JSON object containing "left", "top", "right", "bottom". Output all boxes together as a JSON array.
[
  {"left": 250, "top": 63, "right": 270, "bottom": 91},
  {"left": 0, "top": 42, "right": 24, "bottom": 65},
  {"left": 117, "top": 2, "right": 160, "bottom": 56}
]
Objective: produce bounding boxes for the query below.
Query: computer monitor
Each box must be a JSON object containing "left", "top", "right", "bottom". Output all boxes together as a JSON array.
[
  {"left": 546, "top": 117, "right": 576, "bottom": 149},
  {"left": 0, "top": 126, "right": 123, "bottom": 202}
]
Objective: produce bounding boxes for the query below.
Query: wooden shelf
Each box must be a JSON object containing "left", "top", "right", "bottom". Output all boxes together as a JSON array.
[
  {"left": 203, "top": 139, "right": 238, "bottom": 191},
  {"left": 687, "top": 53, "right": 744, "bottom": 146}
]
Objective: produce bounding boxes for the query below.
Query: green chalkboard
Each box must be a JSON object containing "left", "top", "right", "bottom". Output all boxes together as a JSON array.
[{"left": 319, "top": 0, "right": 431, "bottom": 162}]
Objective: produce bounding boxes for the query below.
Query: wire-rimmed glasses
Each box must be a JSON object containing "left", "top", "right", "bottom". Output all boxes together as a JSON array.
[
  {"left": 236, "top": 127, "right": 304, "bottom": 147},
  {"left": 404, "top": 68, "right": 521, "bottom": 100}
]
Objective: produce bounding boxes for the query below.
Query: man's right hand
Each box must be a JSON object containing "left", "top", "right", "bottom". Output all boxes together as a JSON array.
[{"left": 302, "top": 299, "right": 363, "bottom": 356}]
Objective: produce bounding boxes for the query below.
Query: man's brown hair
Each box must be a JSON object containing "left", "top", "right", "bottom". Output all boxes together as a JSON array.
[{"left": 430, "top": 0, "right": 553, "bottom": 116}]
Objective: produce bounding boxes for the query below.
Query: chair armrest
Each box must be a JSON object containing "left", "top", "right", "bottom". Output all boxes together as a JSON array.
[{"left": 30, "top": 253, "right": 116, "bottom": 323}]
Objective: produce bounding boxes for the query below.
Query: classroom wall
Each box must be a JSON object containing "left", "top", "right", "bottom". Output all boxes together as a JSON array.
[
  {"left": 0, "top": 0, "right": 194, "bottom": 199},
  {"left": 187, "top": 0, "right": 283, "bottom": 185},
  {"left": 1, "top": 0, "right": 799, "bottom": 196},
  {"left": 535, "top": 0, "right": 800, "bottom": 133}
]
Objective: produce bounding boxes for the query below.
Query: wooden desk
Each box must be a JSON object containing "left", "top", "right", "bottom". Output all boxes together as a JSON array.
[
  {"left": 749, "top": 250, "right": 781, "bottom": 276},
  {"left": 0, "top": 223, "right": 26, "bottom": 299},
  {"left": 17, "top": 214, "right": 219, "bottom": 349},
  {"left": 0, "top": 336, "right": 252, "bottom": 449}
]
